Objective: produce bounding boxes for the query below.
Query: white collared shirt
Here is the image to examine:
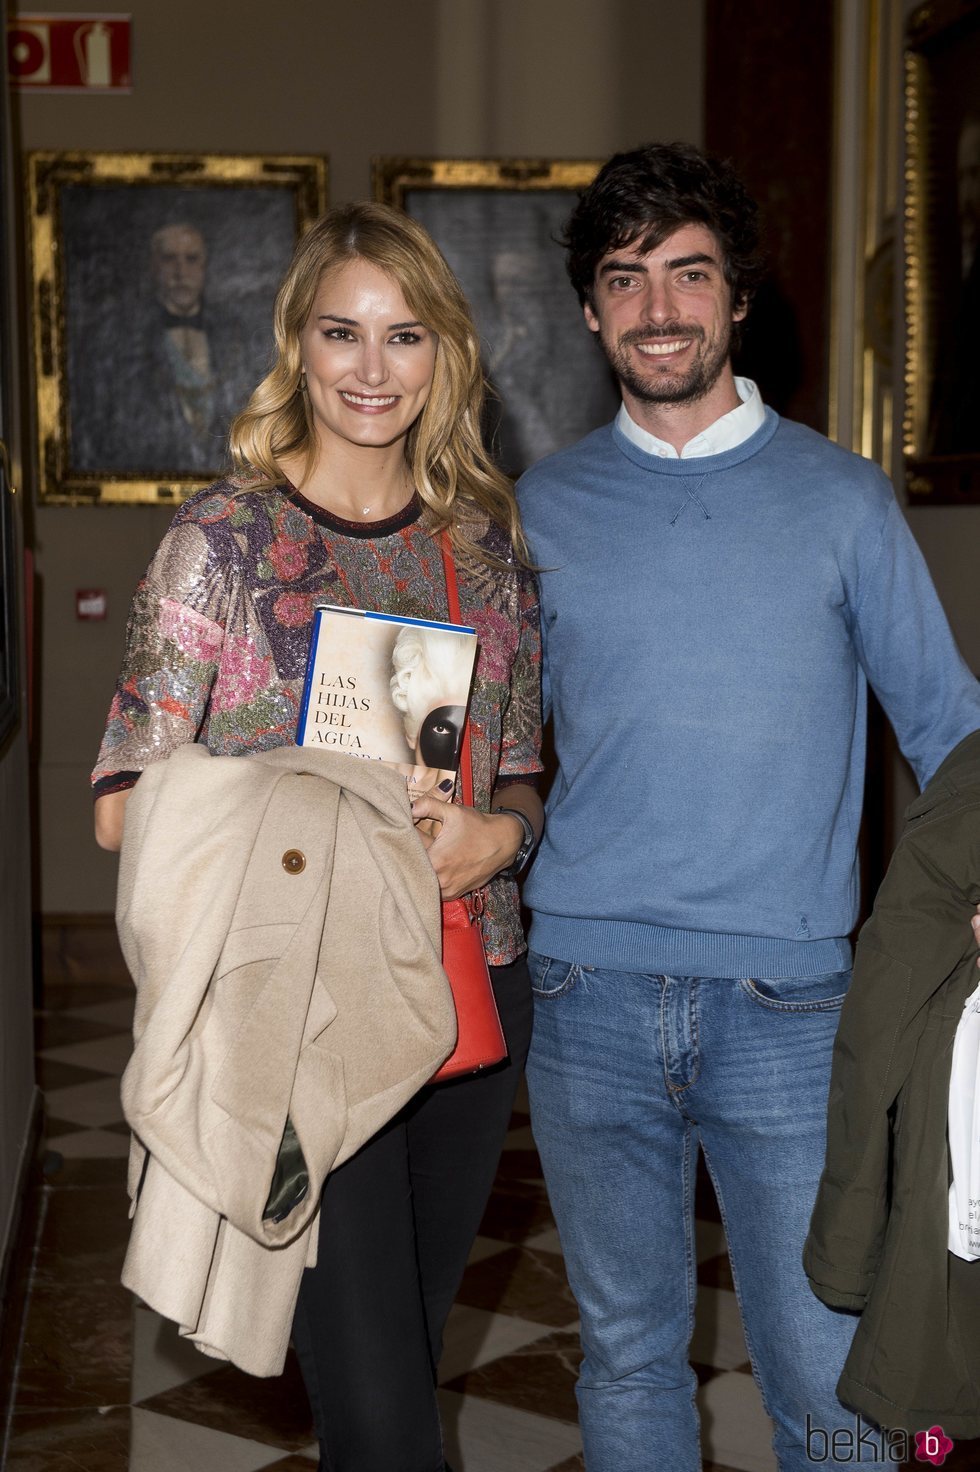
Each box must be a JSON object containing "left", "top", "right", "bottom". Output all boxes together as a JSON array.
[{"left": 615, "top": 377, "right": 765, "bottom": 459}]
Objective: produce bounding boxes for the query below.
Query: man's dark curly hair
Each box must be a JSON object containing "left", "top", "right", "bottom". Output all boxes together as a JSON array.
[{"left": 564, "top": 141, "right": 766, "bottom": 315}]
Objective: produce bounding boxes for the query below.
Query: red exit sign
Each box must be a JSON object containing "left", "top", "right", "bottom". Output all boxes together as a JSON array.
[{"left": 8, "top": 13, "right": 131, "bottom": 91}]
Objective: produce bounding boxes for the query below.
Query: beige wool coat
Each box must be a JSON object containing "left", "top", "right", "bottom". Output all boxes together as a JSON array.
[{"left": 116, "top": 742, "right": 456, "bottom": 1376}]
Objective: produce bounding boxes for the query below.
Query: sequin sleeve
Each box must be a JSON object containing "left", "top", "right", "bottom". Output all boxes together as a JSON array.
[
  {"left": 496, "top": 561, "right": 544, "bottom": 784},
  {"left": 91, "top": 516, "right": 234, "bottom": 793}
]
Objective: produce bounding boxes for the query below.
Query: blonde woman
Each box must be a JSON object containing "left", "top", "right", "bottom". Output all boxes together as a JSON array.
[{"left": 92, "top": 204, "right": 543, "bottom": 1472}]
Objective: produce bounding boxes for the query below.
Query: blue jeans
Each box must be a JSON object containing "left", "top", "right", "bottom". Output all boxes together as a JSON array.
[{"left": 526, "top": 955, "right": 886, "bottom": 1472}]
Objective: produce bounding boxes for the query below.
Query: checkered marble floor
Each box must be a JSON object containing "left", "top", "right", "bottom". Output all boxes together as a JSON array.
[{"left": 8, "top": 920, "right": 920, "bottom": 1472}]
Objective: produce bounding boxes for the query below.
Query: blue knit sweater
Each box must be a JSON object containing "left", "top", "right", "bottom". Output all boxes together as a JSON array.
[{"left": 517, "top": 410, "right": 980, "bottom": 978}]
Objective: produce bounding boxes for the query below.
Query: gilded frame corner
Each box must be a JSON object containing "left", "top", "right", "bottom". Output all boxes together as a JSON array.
[
  {"left": 27, "top": 150, "right": 328, "bottom": 507},
  {"left": 372, "top": 156, "right": 603, "bottom": 207},
  {"left": 903, "top": 1, "right": 980, "bottom": 503}
]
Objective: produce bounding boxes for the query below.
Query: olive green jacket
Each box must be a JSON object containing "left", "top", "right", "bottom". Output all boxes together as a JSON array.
[{"left": 804, "top": 728, "right": 980, "bottom": 1435}]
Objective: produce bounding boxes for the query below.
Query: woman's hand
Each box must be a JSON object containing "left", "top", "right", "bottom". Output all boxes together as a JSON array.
[
  {"left": 973, "top": 904, "right": 980, "bottom": 968},
  {"left": 94, "top": 789, "right": 133, "bottom": 852},
  {"left": 410, "top": 797, "right": 524, "bottom": 901}
]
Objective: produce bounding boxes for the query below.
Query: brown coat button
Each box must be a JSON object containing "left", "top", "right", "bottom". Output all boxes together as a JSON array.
[{"left": 282, "top": 849, "right": 306, "bottom": 874}]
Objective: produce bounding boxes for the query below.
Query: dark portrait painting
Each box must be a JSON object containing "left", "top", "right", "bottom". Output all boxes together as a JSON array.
[
  {"left": 905, "top": 1, "right": 980, "bottom": 502},
  {"left": 62, "top": 184, "right": 293, "bottom": 477},
  {"left": 28, "top": 153, "right": 327, "bottom": 504},
  {"left": 375, "top": 160, "right": 619, "bottom": 477}
]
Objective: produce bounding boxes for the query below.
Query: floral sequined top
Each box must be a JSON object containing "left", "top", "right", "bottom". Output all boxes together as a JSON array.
[{"left": 92, "top": 478, "right": 543, "bottom": 965}]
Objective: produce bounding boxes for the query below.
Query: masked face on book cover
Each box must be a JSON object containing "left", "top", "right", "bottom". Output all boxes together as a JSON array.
[
  {"left": 390, "top": 626, "right": 474, "bottom": 801},
  {"left": 417, "top": 704, "right": 466, "bottom": 769}
]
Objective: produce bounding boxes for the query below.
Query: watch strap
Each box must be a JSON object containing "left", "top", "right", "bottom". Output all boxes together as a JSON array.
[{"left": 494, "top": 806, "right": 536, "bottom": 879}]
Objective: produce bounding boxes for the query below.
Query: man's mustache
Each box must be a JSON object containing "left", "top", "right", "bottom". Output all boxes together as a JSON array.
[{"left": 620, "top": 323, "right": 706, "bottom": 346}]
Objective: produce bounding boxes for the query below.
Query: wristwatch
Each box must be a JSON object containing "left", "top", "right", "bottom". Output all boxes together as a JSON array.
[{"left": 494, "top": 806, "right": 537, "bottom": 879}]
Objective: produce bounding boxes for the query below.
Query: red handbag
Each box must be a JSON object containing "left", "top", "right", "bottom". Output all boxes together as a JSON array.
[{"left": 429, "top": 533, "right": 507, "bottom": 1083}]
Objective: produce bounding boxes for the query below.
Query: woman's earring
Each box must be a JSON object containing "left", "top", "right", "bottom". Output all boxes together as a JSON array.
[{"left": 297, "top": 369, "right": 307, "bottom": 394}]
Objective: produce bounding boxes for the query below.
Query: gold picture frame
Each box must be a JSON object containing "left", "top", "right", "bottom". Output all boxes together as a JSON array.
[
  {"left": 374, "top": 157, "right": 618, "bottom": 476},
  {"left": 827, "top": 0, "right": 903, "bottom": 476},
  {"left": 27, "top": 151, "right": 327, "bottom": 506},
  {"left": 904, "top": 0, "right": 980, "bottom": 503}
]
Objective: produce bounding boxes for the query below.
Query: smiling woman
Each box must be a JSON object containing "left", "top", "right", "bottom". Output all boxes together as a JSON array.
[
  {"left": 89, "top": 202, "right": 544, "bottom": 1472},
  {"left": 293, "top": 258, "right": 439, "bottom": 498}
]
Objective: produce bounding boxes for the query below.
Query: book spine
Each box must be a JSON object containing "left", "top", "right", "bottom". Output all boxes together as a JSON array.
[{"left": 294, "top": 609, "right": 322, "bottom": 745}]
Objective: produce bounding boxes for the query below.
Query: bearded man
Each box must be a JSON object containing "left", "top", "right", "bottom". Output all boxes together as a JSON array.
[{"left": 516, "top": 142, "right": 980, "bottom": 1472}]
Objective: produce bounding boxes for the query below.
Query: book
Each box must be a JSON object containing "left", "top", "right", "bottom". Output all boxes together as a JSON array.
[{"left": 296, "top": 604, "right": 478, "bottom": 801}]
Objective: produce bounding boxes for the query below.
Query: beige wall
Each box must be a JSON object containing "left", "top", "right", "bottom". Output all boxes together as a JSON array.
[{"left": 17, "top": 0, "right": 705, "bottom": 912}]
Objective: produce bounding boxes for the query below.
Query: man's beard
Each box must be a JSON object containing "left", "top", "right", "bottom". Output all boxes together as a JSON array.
[{"left": 603, "top": 321, "right": 731, "bottom": 405}]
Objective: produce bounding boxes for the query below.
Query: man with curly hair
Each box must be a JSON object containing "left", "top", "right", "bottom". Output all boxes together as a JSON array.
[{"left": 516, "top": 142, "right": 980, "bottom": 1472}]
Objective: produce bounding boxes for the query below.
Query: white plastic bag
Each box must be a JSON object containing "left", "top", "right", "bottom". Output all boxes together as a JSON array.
[{"left": 948, "top": 979, "right": 980, "bottom": 1261}]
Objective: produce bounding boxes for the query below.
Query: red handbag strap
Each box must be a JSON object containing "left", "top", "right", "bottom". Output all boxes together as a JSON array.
[{"left": 440, "top": 530, "right": 474, "bottom": 809}]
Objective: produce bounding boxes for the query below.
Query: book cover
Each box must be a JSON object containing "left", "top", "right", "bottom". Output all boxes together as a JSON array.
[{"left": 296, "top": 605, "right": 477, "bottom": 801}]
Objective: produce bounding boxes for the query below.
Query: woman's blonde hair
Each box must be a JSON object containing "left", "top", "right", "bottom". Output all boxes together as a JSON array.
[{"left": 229, "top": 202, "right": 526, "bottom": 562}]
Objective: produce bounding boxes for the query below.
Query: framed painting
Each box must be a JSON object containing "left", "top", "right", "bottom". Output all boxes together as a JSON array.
[
  {"left": 904, "top": 0, "right": 980, "bottom": 502},
  {"left": 27, "top": 151, "right": 327, "bottom": 505},
  {"left": 373, "top": 157, "right": 618, "bottom": 476}
]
